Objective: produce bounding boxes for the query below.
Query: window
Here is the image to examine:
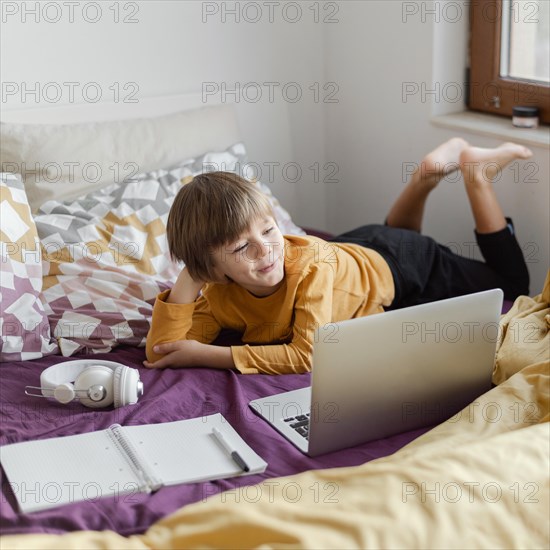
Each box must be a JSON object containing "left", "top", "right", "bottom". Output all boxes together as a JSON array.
[{"left": 469, "top": 0, "right": 550, "bottom": 124}]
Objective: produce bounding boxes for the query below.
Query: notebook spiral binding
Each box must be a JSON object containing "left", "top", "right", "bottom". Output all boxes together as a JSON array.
[{"left": 107, "top": 424, "right": 162, "bottom": 493}]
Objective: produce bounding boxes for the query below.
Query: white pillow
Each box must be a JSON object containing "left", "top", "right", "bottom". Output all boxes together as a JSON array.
[{"left": 0, "top": 105, "right": 240, "bottom": 212}]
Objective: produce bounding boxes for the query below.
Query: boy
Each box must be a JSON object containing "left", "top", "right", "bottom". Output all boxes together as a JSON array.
[{"left": 144, "top": 139, "right": 532, "bottom": 374}]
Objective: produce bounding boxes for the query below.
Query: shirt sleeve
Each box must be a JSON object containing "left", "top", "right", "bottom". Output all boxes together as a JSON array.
[
  {"left": 231, "top": 264, "right": 334, "bottom": 375},
  {"left": 145, "top": 289, "right": 222, "bottom": 363}
]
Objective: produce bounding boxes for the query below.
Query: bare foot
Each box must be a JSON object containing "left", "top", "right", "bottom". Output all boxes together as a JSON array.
[
  {"left": 459, "top": 142, "right": 533, "bottom": 186},
  {"left": 386, "top": 138, "right": 468, "bottom": 232},
  {"left": 416, "top": 137, "right": 469, "bottom": 189},
  {"left": 459, "top": 143, "right": 532, "bottom": 234}
]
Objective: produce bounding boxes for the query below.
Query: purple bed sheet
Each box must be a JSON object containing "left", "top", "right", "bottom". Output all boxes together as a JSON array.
[{"left": 0, "top": 344, "right": 431, "bottom": 537}]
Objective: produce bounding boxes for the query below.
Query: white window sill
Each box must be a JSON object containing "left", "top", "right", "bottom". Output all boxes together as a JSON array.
[{"left": 430, "top": 111, "right": 549, "bottom": 148}]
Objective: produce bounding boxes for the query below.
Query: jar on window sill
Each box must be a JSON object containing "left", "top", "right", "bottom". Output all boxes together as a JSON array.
[{"left": 512, "top": 106, "right": 540, "bottom": 129}]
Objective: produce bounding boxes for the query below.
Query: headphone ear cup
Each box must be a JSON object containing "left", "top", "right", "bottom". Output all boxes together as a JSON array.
[
  {"left": 113, "top": 366, "right": 124, "bottom": 409},
  {"left": 113, "top": 366, "right": 141, "bottom": 408},
  {"left": 74, "top": 366, "right": 114, "bottom": 408}
]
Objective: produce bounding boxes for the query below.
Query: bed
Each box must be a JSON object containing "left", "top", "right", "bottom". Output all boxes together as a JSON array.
[{"left": 0, "top": 96, "right": 548, "bottom": 549}]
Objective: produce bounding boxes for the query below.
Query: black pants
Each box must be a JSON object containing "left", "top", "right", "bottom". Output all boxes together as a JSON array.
[{"left": 330, "top": 219, "right": 529, "bottom": 309}]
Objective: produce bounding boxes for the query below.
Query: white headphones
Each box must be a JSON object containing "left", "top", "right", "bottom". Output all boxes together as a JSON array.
[{"left": 25, "top": 360, "right": 144, "bottom": 409}]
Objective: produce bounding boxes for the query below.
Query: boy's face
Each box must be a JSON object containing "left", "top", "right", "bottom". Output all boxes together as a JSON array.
[{"left": 212, "top": 216, "right": 285, "bottom": 297}]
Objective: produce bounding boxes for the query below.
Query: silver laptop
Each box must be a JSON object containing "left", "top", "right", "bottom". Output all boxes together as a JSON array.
[{"left": 249, "top": 289, "right": 503, "bottom": 456}]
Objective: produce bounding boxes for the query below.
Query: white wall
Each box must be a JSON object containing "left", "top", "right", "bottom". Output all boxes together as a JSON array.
[
  {"left": 324, "top": 0, "right": 549, "bottom": 293},
  {"left": 1, "top": 0, "right": 548, "bottom": 291},
  {"left": 0, "top": 0, "right": 326, "bottom": 224}
]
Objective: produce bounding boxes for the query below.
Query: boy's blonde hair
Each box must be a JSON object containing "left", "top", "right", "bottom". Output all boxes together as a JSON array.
[{"left": 167, "top": 171, "right": 275, "bottom": 282}]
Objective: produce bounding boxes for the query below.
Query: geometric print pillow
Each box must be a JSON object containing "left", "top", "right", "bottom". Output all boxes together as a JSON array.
[
  {"left": 34, "top": 143, "right": 305, "bottom": 356},
  {"left": 35, "top": 172, "right": 184, "bottom": 356},
  {"left": 0, "top": 173, "right": 58, "bottom": 361}
]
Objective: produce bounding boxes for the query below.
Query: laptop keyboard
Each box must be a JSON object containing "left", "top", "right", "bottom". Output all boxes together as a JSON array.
[{"left": 283, "top": 413, "right": 310, "bottom": 440}]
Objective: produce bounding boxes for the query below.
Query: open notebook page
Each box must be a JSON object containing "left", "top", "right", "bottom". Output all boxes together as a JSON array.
[
  {"left": 0, "top": 431, "right": 140, "bottom": 513},
  {"left": 121, "top": 413, "right": 267, "bottom": 485}
]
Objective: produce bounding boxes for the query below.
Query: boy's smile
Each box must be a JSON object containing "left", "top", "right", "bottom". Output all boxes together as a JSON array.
[{"left": 213, "top": 216, "right": 285, "bottom": 297}]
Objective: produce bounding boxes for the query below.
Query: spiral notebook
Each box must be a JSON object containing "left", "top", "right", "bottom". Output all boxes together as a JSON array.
[{"left": 0, "top": 413, "right": 267, "bottom": 513}]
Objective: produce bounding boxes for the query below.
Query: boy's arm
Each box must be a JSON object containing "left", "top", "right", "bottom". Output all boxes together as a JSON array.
[{"left": 145, "top": 268, "right": 222, "bottom": 364}]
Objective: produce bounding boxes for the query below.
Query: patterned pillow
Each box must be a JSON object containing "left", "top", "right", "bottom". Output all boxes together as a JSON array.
[
  {"left": 151, "top": 142, "right": 305, "bottom": 236},
  {"left": 0, "top": 174, "right": 58, "bottom": 361},
  {"left": 36, "top": 143, "right": 305, "bottom": 356}
]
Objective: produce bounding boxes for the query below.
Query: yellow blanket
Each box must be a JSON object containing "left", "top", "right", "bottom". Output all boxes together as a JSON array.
[{"left": 3, "top": 272, "right": 549, "bottom": 549}]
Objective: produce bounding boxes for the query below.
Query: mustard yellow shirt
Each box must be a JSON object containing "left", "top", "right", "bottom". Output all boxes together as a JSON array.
[{"left": 146, "top": 235, "right": 395, "bottom": 374}]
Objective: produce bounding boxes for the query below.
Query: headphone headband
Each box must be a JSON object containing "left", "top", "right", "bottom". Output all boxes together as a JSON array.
[{"left": 40, "top": 360, "right": 131, "bottom": 398}]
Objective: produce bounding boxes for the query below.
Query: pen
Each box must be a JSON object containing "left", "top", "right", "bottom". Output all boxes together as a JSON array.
[{"left": 212, "top": 427, "right": 250, "bottom": 472}]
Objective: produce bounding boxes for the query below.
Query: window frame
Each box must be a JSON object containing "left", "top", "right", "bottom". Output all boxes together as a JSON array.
[{"left": 468, "top": 0, "right": 550, "bottom": 124}]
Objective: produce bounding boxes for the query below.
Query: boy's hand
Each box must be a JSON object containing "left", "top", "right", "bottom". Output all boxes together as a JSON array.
[
  {"left": 143, "top": 340, "right": 235, "bottom": 370},
  {"left": 143, "top": 340, "right": 201, "bottom": 368},
  {"left": 167, "top": 267, "right": 206, "bottom": 304}
]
